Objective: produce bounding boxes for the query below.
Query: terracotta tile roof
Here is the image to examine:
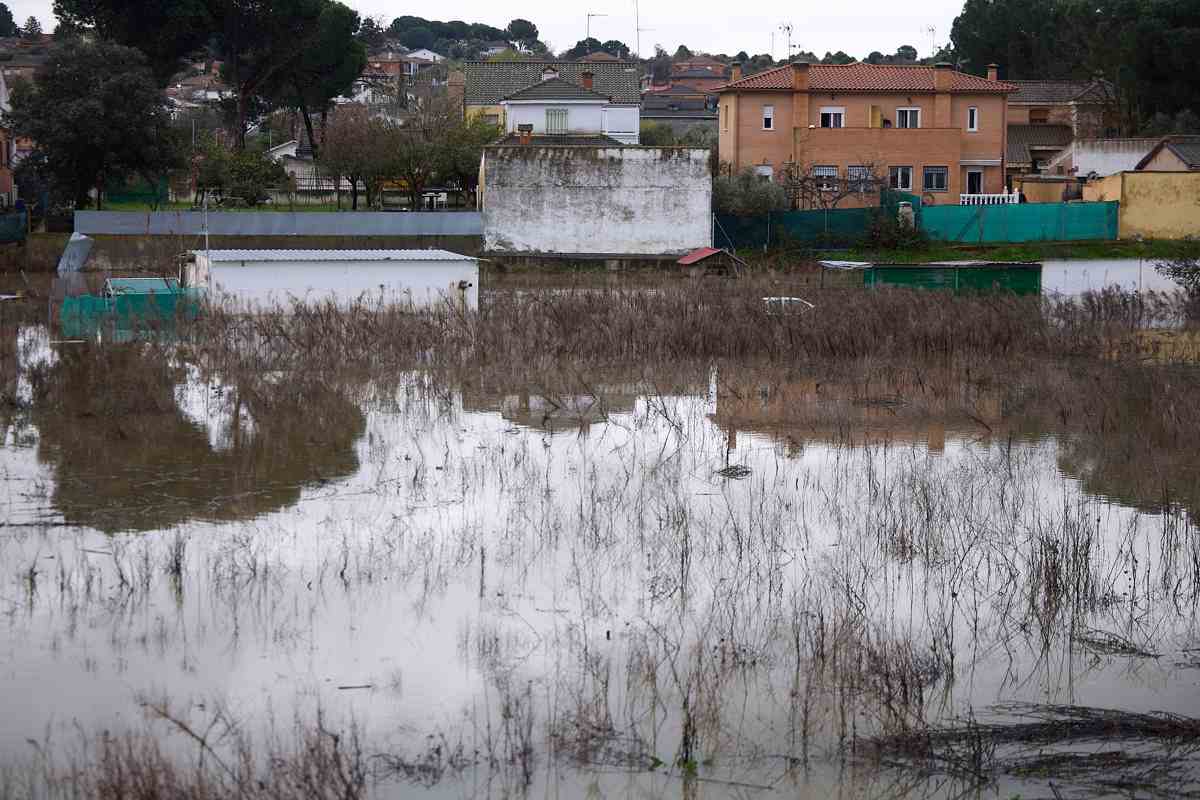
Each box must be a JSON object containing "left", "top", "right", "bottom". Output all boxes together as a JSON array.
[{"left": 719, "top": 63, "right": 1017, "bottom": 94}]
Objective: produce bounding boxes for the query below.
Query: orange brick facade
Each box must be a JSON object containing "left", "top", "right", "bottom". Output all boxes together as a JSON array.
[{"left": 718, "top": 63, "right": 1014, "bottom": 206}]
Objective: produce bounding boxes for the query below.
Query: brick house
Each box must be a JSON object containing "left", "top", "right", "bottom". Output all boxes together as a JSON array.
[
  {"left": 717, "top": 62, "right": 1018, "bottom": 205},
  {"left": 1005, "top": 79, "right": 1117, "bottom": 182}
]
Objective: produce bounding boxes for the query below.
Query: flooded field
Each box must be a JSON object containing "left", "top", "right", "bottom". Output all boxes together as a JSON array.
[{"left": 2, "top": 272, "right": 1200, "bottom": 799}]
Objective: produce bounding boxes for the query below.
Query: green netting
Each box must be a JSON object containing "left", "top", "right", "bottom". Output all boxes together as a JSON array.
[
  {"left": 714, "top": 207, "right": 880, "bottom": 249},
  {"left": 0, "top": 211, "right": 27, "bottom": 244},
  {"left": 920, "top": 201, "right": 1118, "bottom": 243},
  {"left": 60, "top": 288, "right": 204, "bottom": 342},
  {"left": 864, "top": 265, "right": 1042, "bottom": 296}
]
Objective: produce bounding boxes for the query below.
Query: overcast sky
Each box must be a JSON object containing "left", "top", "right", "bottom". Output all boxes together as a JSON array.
[{"left": 10, "top": 0, "right": 965, "bottom": 61}]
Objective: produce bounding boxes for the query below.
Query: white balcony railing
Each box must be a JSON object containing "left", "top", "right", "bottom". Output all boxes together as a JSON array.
[{"left": 960, "top": 192, "right": 1020, "bottom": 206}]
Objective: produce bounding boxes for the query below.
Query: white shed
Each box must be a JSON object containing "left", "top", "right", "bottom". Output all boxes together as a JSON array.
[{"left": 187, "top": 249, "right": 479, "bottom": 311}]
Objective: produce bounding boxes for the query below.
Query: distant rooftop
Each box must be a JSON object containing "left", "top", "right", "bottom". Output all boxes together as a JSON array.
[
  {"left": 463, "top": 60, "right": 641, "bottom": 105},
  {"left": 719, "top": 62, "right": 1017, "bottom": 94}
]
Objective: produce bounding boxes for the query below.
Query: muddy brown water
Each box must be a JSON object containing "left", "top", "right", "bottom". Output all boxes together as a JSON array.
[{"left": 2, "top": 277, "right": 1200, "bottom": 798}]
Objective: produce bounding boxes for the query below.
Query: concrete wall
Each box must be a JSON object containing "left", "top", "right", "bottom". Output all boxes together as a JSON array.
[
  {"left": 75, "top": 211, "right": 482, "bottom": 236},
  {"left": 1084, "top": 171, "right": 1200, "bottom": 239},
  {"left": 1049, "top": 139, "right": 1159, "bottom": 177},
  {"left": 1014, "top": 176, "right": 1075, "bottom": 203},
  {"left": 481, "top": 146, "right": 712, "bottom": 257}
]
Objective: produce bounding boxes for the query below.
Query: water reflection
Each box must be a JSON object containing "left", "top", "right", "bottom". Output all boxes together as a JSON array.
[{"left": 30, "top": 341, "right": 365, "bottom": 532}]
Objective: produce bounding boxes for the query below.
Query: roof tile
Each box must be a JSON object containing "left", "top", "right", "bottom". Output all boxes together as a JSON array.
[
  {"left": 719, "top": 63, "right": 1017, "bottom": 94},
  {"left": 463, "top": 61, "right": 641, "bottom": 105}
]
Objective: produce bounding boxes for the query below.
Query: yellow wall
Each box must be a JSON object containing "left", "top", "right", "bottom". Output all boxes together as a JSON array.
[
  {"left": 1014, "top": 177, "right": 1070, "bottom": 203},
  {"left": 467, "top": 104, "right": 506, "bottom": 128},
  {"left": 1084, "top": 171, "right": 1200, "bottom": 239}
]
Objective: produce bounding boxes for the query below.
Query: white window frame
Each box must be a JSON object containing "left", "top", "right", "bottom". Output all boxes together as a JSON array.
[
  {"left": 819, "top": 106, "right": 845, "bottom": 129},
  {"left": 889, "top": 166, "right": 913, "bottom": 191},
  {"left": 896, "top": 107, "right": 921, "bottom": 129},
  {"left": 967, "top": 106, "right": 979, "bottom": 132},
  {"left": 546, "top": 107, "right": 568, "bottom": 134},
  {"left": 812, "top": 165, "right": 839, "bottom": 191},
  {"left": 762, "top": 104, "right": 774, "bottom": 130},
  {"left": 923, "top": 166, "right": 949, "bottom": 192}
]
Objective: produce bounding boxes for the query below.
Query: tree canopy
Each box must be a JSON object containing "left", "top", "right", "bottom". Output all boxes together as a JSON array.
[
  {"left": 0, "top": 3, "right": 17, "bottom": 37},
  {"left": 506, "top": 18, "right": 537, "bottom": 46},
  {"left": 951, "top": 0, "right": 1200, "bottom": 130},
  {"left": 3, "top": 40, "right": 180, "bottom": 208},
  {"left": 21, "top": 15, "right": 42, "bottom": 38}
]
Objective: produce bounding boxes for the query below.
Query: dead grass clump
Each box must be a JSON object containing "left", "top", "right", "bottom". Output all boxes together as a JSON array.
[{"left": 863, "top": 704, "right": 1200, "bottom": 797}]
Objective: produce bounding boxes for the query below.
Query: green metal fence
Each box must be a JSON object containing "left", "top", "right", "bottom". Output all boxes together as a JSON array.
[{"left": 920, "top": 201, "right": 1118, "bottom": 244}]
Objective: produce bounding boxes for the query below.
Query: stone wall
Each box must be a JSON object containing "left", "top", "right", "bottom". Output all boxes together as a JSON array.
[{"left": 481, "top": 146, "right": 712, "bottom": 257}]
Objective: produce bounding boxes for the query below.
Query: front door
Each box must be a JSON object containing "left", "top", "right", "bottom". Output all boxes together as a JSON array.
[{"left": 966, "top": 170, "right": 983, "bottom": 195}]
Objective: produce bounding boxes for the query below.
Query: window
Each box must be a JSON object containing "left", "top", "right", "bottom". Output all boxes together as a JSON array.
[
  {"left": 896, "top": 107, "right": 921, "bottom": 129},
  {"left": 482, "top": 114, "right": 500, "bottom": 125},
  {"left": 967, "top": 106, "right": 979, "bottom": 132},
  {"left": 762, "top": 104, "right": 774, "bottom": 130},
  {"left": 1029, "top": 108, "right": 1049, "bottom": 125},
  {"left": 754, "top": 164, "right": 774, "bottom": 182},
  {"left": 847, "top": 165, "right": 873, "bottom": 192},
  {"left": 813, "top": 165, "right": 839, "bottom": 191},
  {"left": 923, "top": 166, "right": 949, "bottom": 192},
  {"left": 820, "top": 107, "right": 845, "bottom": 128},
  {"left": 546, "top": 108, "right": 568, "bottom": 134},
  {"left": 889, "top": 166, "right": 913, "bottom": 191}
]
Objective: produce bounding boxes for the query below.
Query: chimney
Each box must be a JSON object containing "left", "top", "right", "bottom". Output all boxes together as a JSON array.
[
  {"left": 933, "top": 61, "right": 953, "bottom": 92},
  {"left": 448, "top": 70, "right": 466, "bottom": 118},
  {"left": 986, "top": 63, "right": 999, "bottom": 81},
  {"left": 517, "top": 123, "right": 533, "bottom": 146},
  {"left": 791, "top": 61, "right": 810, "bottom": 92},
  {"left": 580, "top": 70, "right": 594, "bottom": 91},
  {"left": 541, "top": 66, "right": 559, "bottom": 81},
  {"left": 730, "top": 62, "right": 743, "bottom": 82}
]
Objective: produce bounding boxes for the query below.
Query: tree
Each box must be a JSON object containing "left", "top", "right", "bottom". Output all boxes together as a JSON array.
[
  {"left": 0, "top": 3, "right": 17, "bottom": 37},
  {"left": 822, "top": 51, "right": 854, "bottom": 65},
  {"left": 639, "top": 121, "right": 675, "bottom": 147},
  {"left": 734, "top": 51, "right": 749, "bottom": 63},
  {"left": 779, "top": 161, "right": 887, "bottom": 210},
  {"left": 261, "top": 0, "right": 366, "bottom": 159},
  {"left": 713, "top": 168, "right": 789, "bottom": 216},
  {"left": 1155, "top": 257, "right": 1200, "bottom": 322},
  {"left": 21, "top": 15, "right": 42, "bottom": 38},
  {"left": 894, "top": 45, "right": 918, "bottom": 62},
  {"left": 356, "top": 16, "right": 386, "bottom": 50},
  {"left": 561, "top": 37, "right": 603, "bottom": 60},
  {"left": 600, "top": 39, "right": 630, "bottom": 59},
  {"left": 436, "top": 114, "right": 501, "bottom": 205},
  {"left": 318, "top": 105, "right": 396, "bottom": 209},
  {"left": 506, "top": 18, "right": 537, "bottom": 46},
  {"left": 650, "top": 45, "right": 671, "bottom": 82},
  {"left": 3, "top": 40, "right": 181, "bottom": 209},
  {"left": 52, "top": 0, "right": 216, "bottom": 85},
  {"left": 673, "top": 44, "right": 693, "bottom": 60}
]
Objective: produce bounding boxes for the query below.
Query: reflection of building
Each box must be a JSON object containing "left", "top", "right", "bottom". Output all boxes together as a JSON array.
[
  {"left": 709, "top": 370, "right": 1006, "bottom": 454},
  {"left": 460, "top": 371, "right": 704, "bottom": 433}
]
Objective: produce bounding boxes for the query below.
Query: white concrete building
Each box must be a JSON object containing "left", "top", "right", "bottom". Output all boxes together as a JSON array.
[
  {"left": 1045, "top": 138, "right": 1163, "bottom": 178},
  {"left": 480, "top": 145, "right": 711, "bottom": 257}
]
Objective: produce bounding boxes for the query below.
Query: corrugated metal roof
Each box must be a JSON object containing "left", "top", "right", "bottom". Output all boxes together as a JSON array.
[
  {"left": 678, "top": 247, "right": 722, "bottom": 265},
  {"left": 195, "top": 249, "right": 477, "bottom": 263}
]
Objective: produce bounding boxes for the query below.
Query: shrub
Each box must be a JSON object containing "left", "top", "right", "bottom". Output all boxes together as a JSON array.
[{"left": 713, "top": 168, "right": 789, "bottom": 217}]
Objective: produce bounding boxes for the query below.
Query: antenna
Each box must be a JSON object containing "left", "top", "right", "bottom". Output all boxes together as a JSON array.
[
  {"left": 778, "top": 23, "right": 793, "bottom": 62},
  {"left": 586, "top": 13, "right": 608, "bottom": 47},
  {"left": 924, "top": 25, "right": 937, "bottom": 58},
  {"left": 634, "top": 0, "right": 639, "bottom": 59}
]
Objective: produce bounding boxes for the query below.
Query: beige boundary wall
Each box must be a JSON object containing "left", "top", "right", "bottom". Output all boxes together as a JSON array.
[{"left": 1084, "top": 171, "right": 1200, "bottom": 239}]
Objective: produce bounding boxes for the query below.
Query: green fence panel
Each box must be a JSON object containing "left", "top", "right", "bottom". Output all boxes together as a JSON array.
[
  {"left": 920, "top": 201, "right": 1118, "bottom": 243},
  {"left": 864, "top": 265, "right": 1041, "bottom": 296},
  {"left": 0, "top": 211, "right": 27, "bottom": 244},
  {"left": 715, "top": 207, "right": 879, "bottom": 249}
]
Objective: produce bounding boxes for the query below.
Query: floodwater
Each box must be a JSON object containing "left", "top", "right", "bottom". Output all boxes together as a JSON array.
[
  {"left": 1, "top": 266, "right": 1199, "bottom": 798},
  {"left": 3, "top": 318, "right": 1200, "bottom": 799}
]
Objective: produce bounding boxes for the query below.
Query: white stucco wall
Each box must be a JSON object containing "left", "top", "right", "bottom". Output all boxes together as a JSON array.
[
  {"left": 481, "top": 147, "right": 713, "bottom": 257},
  {"left": 1049, "top": 139, "right": 1160, "bottom": 177},
  {"left": 194, "top": 260, "right": 479, "bottom": 311},
  {"left": 504, "top": 102, "right": 605, "bottom": 135}
]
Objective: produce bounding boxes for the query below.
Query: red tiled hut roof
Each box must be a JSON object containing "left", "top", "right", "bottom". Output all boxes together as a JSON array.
[{"left": 719, "top": 63, "right": 1018, "bottom": 94}]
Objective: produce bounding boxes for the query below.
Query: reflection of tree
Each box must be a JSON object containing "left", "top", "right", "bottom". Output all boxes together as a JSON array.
[{"left": 33, "top": 344, "right": 364, "bottom": 533}]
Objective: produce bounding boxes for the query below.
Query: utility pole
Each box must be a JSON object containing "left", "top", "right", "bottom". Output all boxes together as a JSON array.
[{"left": 634, "top": 0, "right": 639, "bottom": 59}]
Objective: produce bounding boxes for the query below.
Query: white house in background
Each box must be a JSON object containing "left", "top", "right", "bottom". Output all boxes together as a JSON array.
[
  {"left": 498, "top": 67, "right": 640, "bottom": 144},
  {"left": 406, "top": 48, "right": 445, "bottom": 63},
  {"left": 1045, "top": 138, "right": 1167, "bottom": 178}
]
